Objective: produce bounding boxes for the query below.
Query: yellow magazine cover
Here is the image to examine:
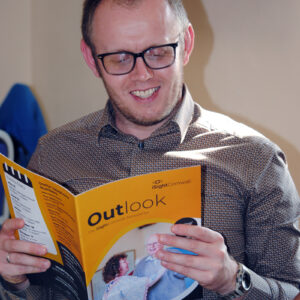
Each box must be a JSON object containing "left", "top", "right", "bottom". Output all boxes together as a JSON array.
[{"left": 0, "top": 153, "right": 202, "bottom": 300}]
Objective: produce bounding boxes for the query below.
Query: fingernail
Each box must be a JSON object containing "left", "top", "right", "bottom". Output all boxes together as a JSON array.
[
  {"left": 39, "top": 247, "right": 47, "bottom": 255},
  {"left": 42, "top": 260, "right": 51, "bottom": 269},
  {"left": 158, "top": 234, "right": 166, "bottom": 242},
  {"left": 156, "top": 250, "right": 163, "bottom": 259},
  {"left": 171, "top": 224, "right": 179, "bottom": 232}
]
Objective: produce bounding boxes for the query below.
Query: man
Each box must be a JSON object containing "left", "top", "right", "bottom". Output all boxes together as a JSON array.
[
  {"left": 134, "top": 234, "right": 187, "bottom": 300},
  {"left": 0, "top": 0, "right": 299, "bottom": 299}
]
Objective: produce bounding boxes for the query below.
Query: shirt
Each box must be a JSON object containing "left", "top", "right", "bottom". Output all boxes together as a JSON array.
[
  {"left": 1, "top": 86, "right": 300, "bottom": 299},
  {"left": 102, "top": 276, "right": 149, "bottom": 300},
  {"left": 134, "top": 253, "right": 186, "bottom": 300}
]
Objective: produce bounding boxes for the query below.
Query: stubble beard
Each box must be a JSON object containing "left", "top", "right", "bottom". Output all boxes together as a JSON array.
[{"left": 103, "top": 73, "right": 184, "bottom": 127}]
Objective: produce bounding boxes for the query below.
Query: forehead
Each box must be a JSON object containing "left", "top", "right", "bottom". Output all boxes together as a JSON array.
[
  {"left": 147, "top": 235, "right": 158, "bottom": 244},
  {"left": 91, "top": 0, "right": 181, "bottom": 52}
]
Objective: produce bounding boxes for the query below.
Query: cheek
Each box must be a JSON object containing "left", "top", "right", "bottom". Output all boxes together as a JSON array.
[
  {"left": 160, "top": 64, "right": 183, "bottom": 88},
  {"left": 102, "top": 74, "right": 126, "bottom": 93}
]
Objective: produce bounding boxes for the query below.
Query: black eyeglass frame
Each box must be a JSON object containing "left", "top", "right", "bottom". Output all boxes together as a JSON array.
[{"left": 96, "top": 42, "right": 179, "bottom": 75}]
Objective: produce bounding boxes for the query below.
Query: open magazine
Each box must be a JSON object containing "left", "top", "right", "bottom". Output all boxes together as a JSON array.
[{"left": 0, "top": 153, "right": 203, "bottom": 300}]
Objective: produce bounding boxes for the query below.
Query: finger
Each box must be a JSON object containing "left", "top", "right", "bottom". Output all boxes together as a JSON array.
[
  {"left": 6, "top": 252, "right": 51, "bottom": 269},
  {"left": 1, "top": 253, "right": 51, "bottom": 278},
  {"left": 160, "top": 256, "right": 238, "bottom": 293},
  {"left": 1, "top": 218, "right": 25, "bottom": 236},
  {"left": 159, "top": 259, "right": 213, "bottom": 287},
  {"left": 3, "top": 262, "right": 50, "bottom": 277},
  {"left": 3, "top": 239, "right": 48, "bottom": 257},
  {"left": 158, "top": 233, "right": 218, "bottom": 256},
  {"left": 1, "top": 274, "right": 27, "bottom": 284},
  {"left": 171, "top": 224, "right": 222, "bottom": 243},
  {"left": 156, "top": 249, "right": 214, "bottom": 271}
]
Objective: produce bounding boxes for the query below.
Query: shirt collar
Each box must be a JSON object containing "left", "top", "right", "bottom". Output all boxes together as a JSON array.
[
  {"left": 145, "top": 255, "right": 160, "bottom": 262},
  {"left": 171, "top": 85, "right": 195, "bottom": 143},
  {"left": 98, "top": 101, "right": 115, "bottom": 130}
]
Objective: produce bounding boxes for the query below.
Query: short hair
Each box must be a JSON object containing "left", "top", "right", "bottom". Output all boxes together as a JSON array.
[
  {"left": 102, "top": 253, "right": 127, "bottom": 283},
  {"left": 81, "top": 0, "right": 189, "bottom": 53}
]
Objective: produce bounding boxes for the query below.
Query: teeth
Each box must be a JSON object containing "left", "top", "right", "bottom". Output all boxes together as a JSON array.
[{"left": 131, "top": 87, "right": 158, "bottom": 99}]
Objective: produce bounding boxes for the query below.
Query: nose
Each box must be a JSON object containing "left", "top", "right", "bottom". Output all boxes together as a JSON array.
[{"left": 130, "top": 57, "right": 153, "bottom": 81}]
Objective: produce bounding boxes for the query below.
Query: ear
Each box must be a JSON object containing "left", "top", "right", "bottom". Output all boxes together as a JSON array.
[
  {"left": 183, "top": 24, "right": 194, "bottom": 66},
  {"left": 80, "top": 39, "right": 101, "bottom": 77}
]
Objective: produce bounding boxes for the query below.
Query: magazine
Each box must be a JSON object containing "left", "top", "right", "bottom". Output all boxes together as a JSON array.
[{"left": 0, "top": 153, "right": 202, "bottom": 300}]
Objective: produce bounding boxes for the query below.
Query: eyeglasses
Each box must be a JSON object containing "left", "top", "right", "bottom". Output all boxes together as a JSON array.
[
  {"left": 97, "top": 42, "right": 178, "bottom": 76},
  {"left": 146, "top": 242, "right": 160, "bottom": 248}
]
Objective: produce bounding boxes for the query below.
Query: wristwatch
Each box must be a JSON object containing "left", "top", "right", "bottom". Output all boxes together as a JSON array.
[{"left": 222, "top": 263, "right": 252, "bottom": 299}]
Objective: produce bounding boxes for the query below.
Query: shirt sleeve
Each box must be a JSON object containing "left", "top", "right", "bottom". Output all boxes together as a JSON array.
[
  {"left": 243, "top": 143, "right": 300, "bottom": 299},
  {"left": 0, "top": 276, "right": 56, "bottom": 300}
]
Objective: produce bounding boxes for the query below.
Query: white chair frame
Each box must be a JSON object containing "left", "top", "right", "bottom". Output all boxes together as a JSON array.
[{"left": 0, "top": 129, "right": 14, "bottom": 224}]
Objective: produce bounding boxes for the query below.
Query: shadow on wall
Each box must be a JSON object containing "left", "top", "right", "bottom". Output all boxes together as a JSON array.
[
  {"left": 183, "top": 0, "right": 300, "bottom": 192},
  {"left": 184, "top": 0, "right": 215, "bottom": 111}
]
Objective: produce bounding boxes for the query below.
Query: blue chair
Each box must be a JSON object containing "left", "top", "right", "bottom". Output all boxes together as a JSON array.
[
  {"left": 0, "top": 83, "right": 47, "bottom": 167},
  {"left": 0, "top": 130, "right": 14, "bottom": 225}
]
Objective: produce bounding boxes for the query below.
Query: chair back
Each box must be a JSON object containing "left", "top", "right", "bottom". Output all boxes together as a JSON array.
[
  {"left": 0, "top": 129, "right": 14, "bottom": 224},
  {"left": 0, "top": 83, "right": 47, "bottom": 167}
]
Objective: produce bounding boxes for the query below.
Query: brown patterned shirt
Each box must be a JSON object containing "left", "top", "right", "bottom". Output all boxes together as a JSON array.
[{"left": 1, "top": 86, "right": 300, "bottom": 299}]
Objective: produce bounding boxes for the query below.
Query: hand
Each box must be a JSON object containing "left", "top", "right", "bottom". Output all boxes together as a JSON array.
[
  {"left": 156, "top": 224, "right": 238, "bottom": 295},
  {"left": 0, "top": 218, "right": 51, "bottom": 284}
]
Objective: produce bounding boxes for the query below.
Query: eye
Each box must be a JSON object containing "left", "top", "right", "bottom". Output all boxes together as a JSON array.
[
  {"left": 147, "top": 48, "right": 165, "bottom": 57},
  {"left": 145, "top": 46, "right": 173, "bottom": 60},
  {"left": 112, "top": 53, "right": 132, "bottom": 64}
]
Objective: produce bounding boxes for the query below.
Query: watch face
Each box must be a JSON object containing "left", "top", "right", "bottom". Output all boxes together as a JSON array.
[
  {"left": 242, "top": 271, "right": 251, "bottom": 290},
  {"left": 223, "top": 264, "right": 252, "bottom": 299}
]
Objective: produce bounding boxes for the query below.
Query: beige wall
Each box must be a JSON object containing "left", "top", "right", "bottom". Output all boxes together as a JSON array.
[
  {"left": 0, "top": 0, "right": 32, "bottom": 101},
  {"left": 31, "top": 0, "right": 107, "bottom": 127},
  {"left": 184, "top": 0, "right": 300, "bottom": 190},
  {"left": 1, "top": 0, "right": 300, "bottom": 191}
]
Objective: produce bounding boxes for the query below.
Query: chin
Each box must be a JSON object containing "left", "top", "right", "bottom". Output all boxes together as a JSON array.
[
  {"left": 135, "top": 118, "right": 164, "bottom": 126},
  {"left": 125, "top": 112, "right": 166, "bottom": 127},
  {"left": 136, "top": 109, "right": 174, "bottom": 126}
]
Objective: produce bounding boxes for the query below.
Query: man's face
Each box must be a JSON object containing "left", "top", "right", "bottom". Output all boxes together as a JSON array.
[
  {"left": 91, "top": 0, "right": 186, "bottom": 129},
  {"left": 146, "top": 234, "right": 164, "bottom": 256}
]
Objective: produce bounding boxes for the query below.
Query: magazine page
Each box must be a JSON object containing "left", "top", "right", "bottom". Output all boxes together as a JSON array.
[
  {"left": 0, "top": 154, "right": 87, "bottom": 299},
  {"left": 74, "top": 166, "right": 202, "bottom": 300},
  {"left": 0, "top": 154, "right": 202, "bottom": 299},
  {"left": 0, "top": 154, "right": 75, "bottom": 263}
]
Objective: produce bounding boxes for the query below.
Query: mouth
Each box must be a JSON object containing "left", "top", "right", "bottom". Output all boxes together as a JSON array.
[{"left": 130, "top": 87, "right": 159, "bottom": 99}]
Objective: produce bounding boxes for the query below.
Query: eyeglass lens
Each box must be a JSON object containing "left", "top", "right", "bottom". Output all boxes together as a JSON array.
[{"left": 100, "top": 44, "right": 177, "bottom": 75}]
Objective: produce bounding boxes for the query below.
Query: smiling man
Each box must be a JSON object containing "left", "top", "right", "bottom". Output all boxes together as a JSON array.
[
  {"left": 81, "top": 0, "right": 192, "bottom": 140},
  {"left": 0, "top": 0, "right": 300, "bottom": 299},
  {"left": 134, "top": 234, "right": 186, "bottom": 300}
]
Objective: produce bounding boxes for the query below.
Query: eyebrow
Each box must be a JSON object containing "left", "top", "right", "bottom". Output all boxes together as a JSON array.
[{"left": 100, "top": 42, "right": 172, "bottom": 55}]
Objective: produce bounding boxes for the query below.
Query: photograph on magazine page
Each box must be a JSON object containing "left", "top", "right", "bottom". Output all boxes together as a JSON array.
[{"left": 88, "top": 218, "right": 203, "bottom": 300}]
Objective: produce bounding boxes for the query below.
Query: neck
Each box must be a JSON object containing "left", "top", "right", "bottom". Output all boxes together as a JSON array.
[{"left": 113, "top": 97, "right": 183, "bottom": 140}]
